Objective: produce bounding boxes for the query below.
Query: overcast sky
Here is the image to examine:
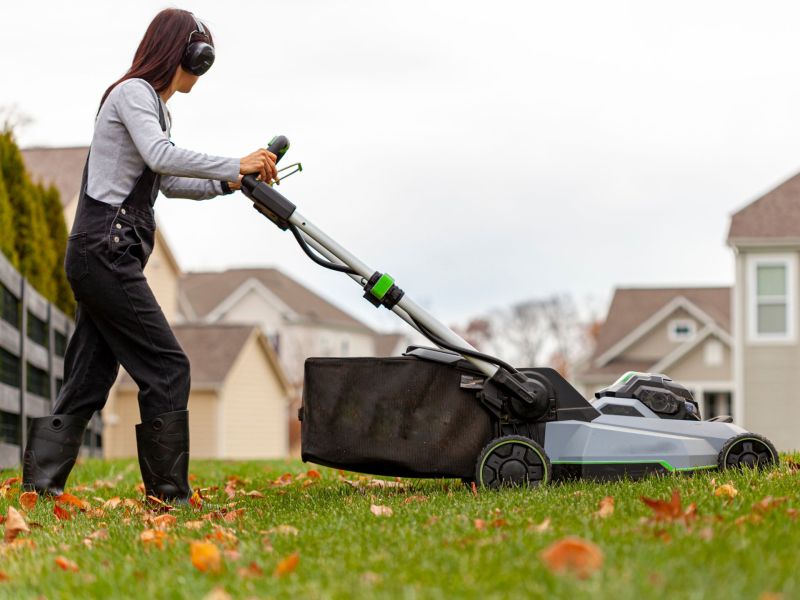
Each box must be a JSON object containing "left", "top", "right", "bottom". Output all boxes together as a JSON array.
[{"left": 3, "top": 1, "right": 800, "bottom": 332}]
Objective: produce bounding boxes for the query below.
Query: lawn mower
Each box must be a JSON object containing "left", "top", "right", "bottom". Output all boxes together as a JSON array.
[{"left": 241, "top": 136, "right": 779, "bottom": 487}]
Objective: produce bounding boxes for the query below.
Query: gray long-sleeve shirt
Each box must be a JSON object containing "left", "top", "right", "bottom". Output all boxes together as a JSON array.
[{"left": 87, "top": 78, "right": 240, "bottom": 204}]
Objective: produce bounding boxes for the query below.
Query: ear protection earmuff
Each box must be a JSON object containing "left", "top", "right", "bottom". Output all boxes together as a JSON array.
[{"left": 181, "top": 14, "right": 215, "bottom": 76}]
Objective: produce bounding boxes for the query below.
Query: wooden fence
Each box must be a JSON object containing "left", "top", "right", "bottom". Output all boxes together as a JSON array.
[{"left": 0, "top": 251, "right": 102, "bottom": 469}]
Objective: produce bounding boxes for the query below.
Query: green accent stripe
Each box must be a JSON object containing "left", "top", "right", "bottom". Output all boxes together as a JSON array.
[
  {"left": 552, "top": 460, "right": 717, "bottom": 472},
  {"left": 370, "top": 274, "right": 395, "bottom": 300}
]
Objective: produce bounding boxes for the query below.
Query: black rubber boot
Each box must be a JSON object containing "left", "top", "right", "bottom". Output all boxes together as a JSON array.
[
  {"left": 22, "top": 415, "right": 89, "bottom": 496},
  {"left": 136, "top": 409, "right": 192, "bottom": 503}
]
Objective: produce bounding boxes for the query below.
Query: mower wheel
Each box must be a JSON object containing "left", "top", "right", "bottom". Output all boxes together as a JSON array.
[
  {"left": 475, "top": 435, "right": 551, "bottom": 489},
  {"left": 718, "top": 432, "right": 779, "bottom": 471}
]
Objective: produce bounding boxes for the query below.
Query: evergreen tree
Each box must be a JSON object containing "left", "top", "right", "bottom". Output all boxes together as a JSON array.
[
  {"left": 41, "top": 183, "right": 74, "bottom": 316},
  {"left": 0, "top": 174, "right": 17, "bottom": 267}
]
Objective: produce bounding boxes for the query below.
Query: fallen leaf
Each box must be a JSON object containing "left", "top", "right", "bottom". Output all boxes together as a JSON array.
[
  {"left": 4, "top": 507, "right": 30, "bottom": 542},
  {"left": 698, "top": 527, "right": 714, "bottom": 541},
  {"left": 146, "top": 496, "right": 174, "bottom": 513},
  {"left": 184, "top": 520, "right": 205, "bottom": 530},
  {"left": 528, "top": 518, "right": 551, "bottom": 533},
  {"left": 595, "top": 496, "right": 615, "bottom": 519},
  {"left": 306, "top": 470, "right": 322, "bottom": 479},
  {"left": 1, "top": 477, "right": 21, "bottom": 488},
  {"left": 370, "top": 504, "right": 393, "bottom": 517},
  {"left": 202, "top": 587, "right": 232, "bottom": 600},
  {"left": 752, "top": 496, "right": 788, "bottom": 513},
  {"left": 140, "top": 529, "right": 168, "bottom": 549},
  {"left": 273, "top": 553, "right": 300, "bottom": 577},
  {"left": 152, "top": 514, "right": 177, "bottom": 530},
  {"left": 191, "top": 541, "right": 222, "bottom": 573},
  {"left": 223, "top": 509, "right": 246, "bottom": 523},
  {"left": 206, "top": 526, "right": 239, "bottom": 548},
  {"left": 54, "top": 556, "right": 79, "bottom": 572},
  {"left": 714, "top": 484, "right": 738, "bottom": 499},
  {"left": 473, "top": 519, "right": 487, "bottom": 530},
  {"left": 0, "top": 571, "right": 8, "bottom": 581},
  {"left": 237, "top": 562, "right": 264, "bottom": 579},
  {"left": 189, "top": 491, "right": 204, "bottom": 509},
  {"left": 471, "top": 482, "right": 478, "bottom": 497},
  {"left": 641, "top": 490, "right": 697, "bottom": 524},
  {"left": 19, "top": 491, "right": 38, "bottom": 511},
  {"left": 53, "top": 504, "right": 72, "bottom": 521},
  {"left": 56, "top": 493, "right": 90, "bottom": 511},
  {"left": 244, "top": 490, "right": 265, "bottom": 498},
  {"left": 540, "top": 537, "right": 604, "bottom": 579},
  {"left": 403, "top": 495, "right": 428, "bottom": 504},
  {"left": 272, "top": 474, "right": 294, "bottom": 487}
]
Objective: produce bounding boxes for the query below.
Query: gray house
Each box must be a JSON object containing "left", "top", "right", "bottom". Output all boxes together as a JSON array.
[{"left": 728, "top": 173, "right": 800, "bottom": 450}]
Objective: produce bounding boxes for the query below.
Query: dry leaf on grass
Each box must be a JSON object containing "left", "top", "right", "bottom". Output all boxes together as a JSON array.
[
  {"left": 54, "top": 556, "right": 79, "bottom": 572},
  {"left": 152, "top": 514, "right": 177, "bottom": 529},
  {"left": 595, "top": 496, "right": 615, "bottom": 519},
  {"left": 370, "top": 504, "right": 393, "bottom": 517},
  {"left": 19, "top": 492, "right": 37, "bottom": 511},
  {"left": 184, "top": 520, "right": 205, "bottom": 530},
  {"left": 0, "top": 570, "right": 8, "bottom": 581},
  {"left": 238, "top": 562, "right": 264, "bottom": 579},
  {"left": 473, "top": 519, "right": 486, "bottom": 530},
  {"left": 714, "top": 484, "right": 738, "bottom": 499},
  {"left": 223, "top": 509, "right": 245, "bottom": 523},
  {"left": 189, "top": 491, "right": 204, "bottom": 509},
  {"left": 243, "top": 490, "right": 265, "bottom": 498},
  {"left": 641, "top": 490, "right": 697, "bottom": 524},
  {"left": 206, "top": 526, "right": 239, "bottom": 548},
  {"left": 540, "top": 537, "right": 604, "bottom": 579},
  {"left": 203, "top": 587, "right": 232, "bottom": 600},
  {"left": 53, "top": 504, "right": 72, "bottom": 521},
  {"left": 191, "top": 541, "right": 222, "bottom": 573},
  {"left": 83, "top": 529, "right": 109, "bottom": 549},
  {"left": 103, "top": 497, "right": 122, "bottom": 510},
  {"left": 0, "top": 478, "right": 20, "bottom": 499},
  {"left": 272, "top": 474, "right": 294, "bottom": 487},
  {"left": 273, "top": 553, "right": 300, "bottom": 577},
  {"left": 140, "top": 529, "right": 168, "bottom": 549},
  {"left": 752, "top": 496, "right": 788, "bottom": 513},
  {"left": 528, "top": 518, "right": 551, "bottom": 533},
  {"left": 56, "top": 493, "right": 90, "bottom": 511},
  {"left": 3, "top": 507, "right": 30, "bottom": 543}
]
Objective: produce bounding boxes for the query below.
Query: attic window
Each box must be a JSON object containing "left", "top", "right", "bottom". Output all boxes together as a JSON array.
[
  {"left": 747, "top": 254, "right": 797, "bottom": 343},
  {"left": 668, "top": 319, "right": 696, "bottom": 341}
]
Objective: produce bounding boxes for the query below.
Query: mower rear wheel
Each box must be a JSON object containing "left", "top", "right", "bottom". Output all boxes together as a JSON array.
[
  {"left": 475, "top": 435, "right": 551, "bottom": 489},
  {"left": 718, "top": 433, "right": 779, "bottom": 471}
]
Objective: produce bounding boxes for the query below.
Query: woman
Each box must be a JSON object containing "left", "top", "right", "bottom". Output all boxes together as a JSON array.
[{"left": 22, "top": 8, "right": 276, "bottom": 502}]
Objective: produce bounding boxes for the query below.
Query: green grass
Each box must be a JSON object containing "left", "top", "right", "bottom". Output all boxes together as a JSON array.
[{"left": 1, "top": 457, "right": 799, "bottom": 599}]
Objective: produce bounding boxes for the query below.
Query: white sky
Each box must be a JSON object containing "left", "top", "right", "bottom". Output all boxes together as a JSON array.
[{"left": 3, "top": 1, "right": 800, "bottom": 331}]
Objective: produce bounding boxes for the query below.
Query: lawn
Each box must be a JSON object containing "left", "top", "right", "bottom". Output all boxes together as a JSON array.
[{"left": 1, "top": 457, "right": 798, "bottom": 599}]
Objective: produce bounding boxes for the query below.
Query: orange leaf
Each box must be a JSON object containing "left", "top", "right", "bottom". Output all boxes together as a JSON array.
[
  {"left": 0, "top": 571, "right": 8, "bottom": 581},
  {"left": 54, "top": 556, "right": 79, "bottom": 572},
  {"left": 273, "top": 553, "right": 300, "bottom": 577},
  {"left": 641, "top": 489, "right": 696, "bottom": 523},
  {"left": 56, "top": 493, "right": 90, "bottom": 511},
  {"left": 190, "top": 540, "right": 222, "bottom": 573},
  {"left": 244, "top": 490, "right": 265, "bottom": 498},
  {"left": 752, "top": 496, "right": 788, "bottom": 513},
  {"left": 473, "top": 518, "right": 487, "bottom": 530},
  {"left": 306, "top": 470, "right": 321, "bottom": 479},
  {"left": 595, "top": 496, "right": 615, "bottom": 519},
  {"left": 0, "top": 477, "right": 20, "bottom": 488},
  {"left": 19, "top": 491, "right": 38, "bottom": 511},
  {"left": 153, "top": 514, "right": 178, "bottom": 529},
  {"left": 540, "top": 537, "right": 604, "bottom": 579},
  {"left": 189, "top": 491, "right": 204, "bottom": 509},
  {"left": 140, "top": 529, "right": 168, "bottom": 549},
  {"left": 223, "top": 509, "right": 245, "bottom": 523},
  {"left": 3, "top": 506, "right": 30, "bottom": 543},
  {"left": 53, "top": 504, "right": 72, "bottom": 521},
  {"left": 714, "top": 484, "right": 738, "bottom": 499},
  {"left": 238, "top": 561, "right": 264, "bottom": 578}
]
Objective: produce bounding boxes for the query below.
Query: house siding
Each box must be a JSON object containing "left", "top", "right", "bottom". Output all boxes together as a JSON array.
[
  {"left": 665, "top": 336, "right": 732, "bottom": 382},
  {"left": 621, "top": 308, "right": 701, "bottom": 362},
  {"left": 738, "top": 248, "right": 800, "bottom": 450},
  {"left": 220, "top": 333, "right": 288, "bottom": 458}
]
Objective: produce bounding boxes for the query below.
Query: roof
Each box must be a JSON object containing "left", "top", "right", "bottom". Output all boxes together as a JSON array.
[
  {"left": 180, "top": 268, "right": 373, "bottom": 332},
  {"left": 118, "top": 323, "right": 288, "bottom": 390},
  {"left": 20, "top": 146, "right": 89, "bottom": 207},
  {"left": 728, "top": 172, "right": 800, "bottom": 242},
  {"left": 579, "top": 286, "right": 731, "bottom": 381}
]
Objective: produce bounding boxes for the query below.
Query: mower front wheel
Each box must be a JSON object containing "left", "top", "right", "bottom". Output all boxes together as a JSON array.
[
  {"left": 475, "top": 435, "right": 551, "bottom": 489},
  {"left": 718, "top": 432, "right": 779, "bottom": 471}
]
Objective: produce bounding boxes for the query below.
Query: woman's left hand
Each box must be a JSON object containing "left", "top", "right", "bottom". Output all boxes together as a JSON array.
[{"left": 226, "top": 174, "right": 243, "bottom": 191}]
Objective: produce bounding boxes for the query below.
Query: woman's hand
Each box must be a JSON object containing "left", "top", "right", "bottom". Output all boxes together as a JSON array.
[
  {"left": 225, "top": 174, "right": 244, "bottom": 191},
  {"left": 240, "top": 149, "right": 279, "bottom": 184}
]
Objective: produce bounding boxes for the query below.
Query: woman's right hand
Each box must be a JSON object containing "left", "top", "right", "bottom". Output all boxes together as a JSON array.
[{"left": 240, "top": 149, "right": 279, "bottom": 184}]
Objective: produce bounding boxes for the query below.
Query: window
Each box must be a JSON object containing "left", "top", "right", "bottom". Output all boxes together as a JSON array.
[
  {"left": 668, "top": 319, "right": 696, "bottom": 342},
  {"left": 747, "top": 254, "right": 797, "bottom": 342}
]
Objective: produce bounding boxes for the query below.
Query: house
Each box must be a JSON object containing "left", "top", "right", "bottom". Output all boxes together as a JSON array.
[
  {"left": 20, "top": 147, "right": 293, "bottom": 458},
  {"left": 728, "top": 173, "right": 800, "bottom": 450},
  {"left": 574, "top": 287, "right": 734, "bottom": 420},
  {"left": 107, "top": 324, "right": 290, "bottom": 459},
  {"left": 178, "top": 268, "right": 378, "bottom": 383}
]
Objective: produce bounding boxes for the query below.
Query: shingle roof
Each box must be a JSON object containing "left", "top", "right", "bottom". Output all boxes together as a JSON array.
[
  {"left": 180, "top": 268, "right": 372, "bottom": 332},
  {"left": 728, "top": 172, "right": 800, "bottom": 241},
  {"left": 119, "top": 323, "right": 254, "bottom": 387},
  {"left": 20, "top": 146, "right": 89, "bottom": 207}
]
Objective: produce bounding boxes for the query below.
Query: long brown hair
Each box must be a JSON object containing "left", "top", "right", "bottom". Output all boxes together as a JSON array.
[{"left": 100, "top": 9, "right": 214, "bottom": 107}]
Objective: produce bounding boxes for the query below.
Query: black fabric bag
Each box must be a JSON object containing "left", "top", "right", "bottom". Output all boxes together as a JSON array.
[{"left": 300, "top": 356, "right": 495, "bottom": 478}]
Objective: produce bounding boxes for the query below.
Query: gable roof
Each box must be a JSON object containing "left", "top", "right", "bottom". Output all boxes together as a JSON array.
[
  {"left": 728, "top": 172, "right": 800, "bottom": 243},
  {"left": 20, "top": 146, "right": 89, "bottom": 208},
  {"left": 118, "top": 323, "right": 288, "bottom": 390},
  {"left": 577, "top": 286, "right": 731, "bottom": 381},
  {"left": 179, "top": 268, "right": 373, "bottom": 332}
]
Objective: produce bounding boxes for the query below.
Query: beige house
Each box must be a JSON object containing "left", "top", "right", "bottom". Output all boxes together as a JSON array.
[
  {"left": 728, "top": 174, "right": 800, "bottom": 450},
  {"left": 109, "top": 324, "right": 290, "bottom": 459},
  {"left": 21, "top": 146, "right": 292, "bottom": 459},
  {"left": 575, "top": 287, "right": 735, "bottom": 420},
  {"left": 178, "top": 268, "right": 379, "bottom": 383}
]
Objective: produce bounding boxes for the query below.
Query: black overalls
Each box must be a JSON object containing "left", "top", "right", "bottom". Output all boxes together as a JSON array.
[{"left": 54, "top": 92, "right": 191, "bottom": 424}]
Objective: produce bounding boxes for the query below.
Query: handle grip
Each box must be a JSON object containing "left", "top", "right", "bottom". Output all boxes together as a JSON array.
[{"left": 242, "top": 135, "right": 290, "bottom": 192}]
